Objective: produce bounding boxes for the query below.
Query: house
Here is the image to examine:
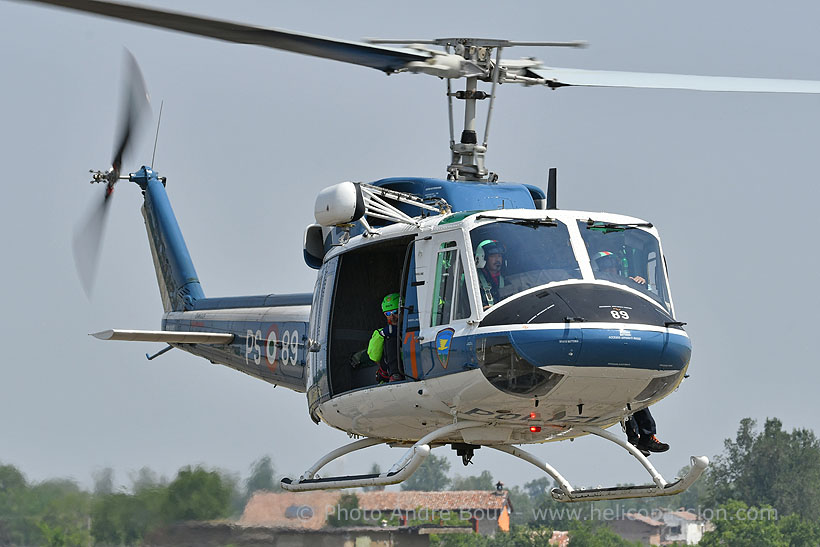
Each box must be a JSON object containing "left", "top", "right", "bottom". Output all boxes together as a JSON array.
[
  {"left": 241, "top": 489, "right": 513, "bottom": 536},
  {"left": 145, "top": 521, "right": 457, "bottom": 547},
  {"left": 660, "top": 510, "right": 713, "bottom": 545},
  {"left": 606, "top": 512, "right": 664, "bottom": 545}
]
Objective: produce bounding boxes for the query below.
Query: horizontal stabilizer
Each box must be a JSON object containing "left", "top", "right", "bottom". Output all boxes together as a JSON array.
[{"left": 91, "top": 329, "right": 234, "bottom": 344}]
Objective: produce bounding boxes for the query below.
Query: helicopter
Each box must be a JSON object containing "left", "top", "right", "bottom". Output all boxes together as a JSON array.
[{"left": 13, "top": 0, "right": 820, "bottom": 502}]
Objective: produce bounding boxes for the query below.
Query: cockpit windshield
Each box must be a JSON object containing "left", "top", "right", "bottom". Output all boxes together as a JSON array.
[
  {"left": 469, "top": 219, "right": 581, "bottom": 308},
  {"left": 578, "top": 220, "right": 671, "bottom": 311}
]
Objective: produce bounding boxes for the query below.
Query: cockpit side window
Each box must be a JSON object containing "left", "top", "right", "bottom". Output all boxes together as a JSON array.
[{"left": 579, "top": 220, "right": 671, "bottom": 311}]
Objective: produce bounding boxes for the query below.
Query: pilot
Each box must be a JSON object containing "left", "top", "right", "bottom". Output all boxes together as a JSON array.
[
  {"left": 625, "top": 408, "right": 669, "bottom": 455},
  {"left": 476, "top": 239, "right": 506, "bottom": 309},
  {"left": 368, "top": 293, "right": 403, "bottom": 383},
  {"left": 593, "top": 251, "right": 647, "bottom": 286}
]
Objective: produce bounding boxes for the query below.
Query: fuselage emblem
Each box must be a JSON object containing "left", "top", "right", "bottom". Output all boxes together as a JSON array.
[{"left": 435, "top": 328, "right": 455, "bottom": 368}]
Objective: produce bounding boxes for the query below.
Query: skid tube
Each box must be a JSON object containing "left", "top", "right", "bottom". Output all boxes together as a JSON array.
[
  {"left": 491, "top": 425, "right": 709, "bottom": 502},
  {"left": 281, "top": 421, "right": 485, "bottom": 492}
]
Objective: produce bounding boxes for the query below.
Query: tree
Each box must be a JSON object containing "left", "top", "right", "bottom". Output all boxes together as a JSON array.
[
  {"left": 91, "top": 490, "right": 164, "bottom": 546},
  {"left": 129, "top": 466, "right": 163, "bottom": 493},
  {"left": 568, "top": 520, "right": 641, "bottom": 546},
  {"left": 401, "top": 454, "right": 451, "bottom": 491},
  {"left": 777, "top": 514, "right": 820, "bottom": 547},
  {"left": 699, "top": 500, "right": 786, "bottom": 547},
  {"left": 0, "top": 463, "right": 26, "bottom": 492},
  {"left": 362, "top": 463, "right": 385, "bottom": 492},
  {"left": 92, "top": 467, "right": 115, "bottom": 495},
  {"left": 327, "top": 493, "right": 364, "bottom": 527},
  {"left": 706, "top": 417, "right": 820, "bottom": 520},
  {"left": 432, "top": 525, "right": 555, "bottom": 546},
  {"left": 162, "top": 466, "right": 232, "bottom": 522},
  {"left": 244, "top": 455, "right": 278, "bottom": 500},
  {"left": 451, "top": 470, "right": 495, "bottom": 491},
  {"left": 19, "top": 479, "right": 91, "bottom": 547}
]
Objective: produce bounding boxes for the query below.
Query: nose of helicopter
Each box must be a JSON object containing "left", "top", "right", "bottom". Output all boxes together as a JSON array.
[{"left": 474, "top": 283, "right": 691, "bottom": 400}]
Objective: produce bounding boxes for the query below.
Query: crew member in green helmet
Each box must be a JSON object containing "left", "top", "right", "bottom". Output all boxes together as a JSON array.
[{"left": 368, "top": 292, "right": 403, "bottom": 383}]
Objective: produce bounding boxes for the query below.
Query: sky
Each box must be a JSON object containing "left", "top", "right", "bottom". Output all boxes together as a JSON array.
[{"left": 1, "top": 0, "right": 820, "bottom": 496}]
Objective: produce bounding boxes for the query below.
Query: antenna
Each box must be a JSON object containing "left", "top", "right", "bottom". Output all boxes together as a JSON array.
[
  {"left": 151, "top": 100, "right": 164, "bottom": 169},
  {"left": 547, "top": 168, "right": 557, "bottom": 209}
]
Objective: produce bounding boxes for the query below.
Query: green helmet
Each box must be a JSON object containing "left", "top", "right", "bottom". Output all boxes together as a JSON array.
[{"left": 381, "top": 292, "right": 400, "bottom": 312}]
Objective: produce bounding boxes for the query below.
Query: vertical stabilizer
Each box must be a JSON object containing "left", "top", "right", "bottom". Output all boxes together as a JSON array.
[{"left": 132, "top": 166, "right": 204, "bottom": 312}]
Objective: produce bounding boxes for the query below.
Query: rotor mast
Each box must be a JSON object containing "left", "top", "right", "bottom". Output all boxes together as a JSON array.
[
  {"left": 441, "top": 39, "right": 505, "bottom": 182},
  {"left": 374, "top": 38, "right": 586, "bottom": 183}
]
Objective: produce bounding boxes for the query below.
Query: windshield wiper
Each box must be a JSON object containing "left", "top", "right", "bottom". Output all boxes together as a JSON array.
[
  {"left": 477, "top": 215, "right": 557, "bottom": 227},
  {"left": 586, "top": 219, "right": 653, "bottom": 233}
]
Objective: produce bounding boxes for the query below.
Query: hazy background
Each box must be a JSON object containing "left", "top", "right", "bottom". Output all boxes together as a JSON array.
[{"left": 1, "top": 0, "right": 818, "bottom": 492}]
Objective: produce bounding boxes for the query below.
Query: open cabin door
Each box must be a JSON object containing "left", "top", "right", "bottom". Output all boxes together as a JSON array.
[
  {"left": 323, "top": 236, "right": 415, "bottom": 396},
  {"left": 407, "top": 230, "right": 478, "bottom": 380},
  {"left": 399, "top": 239, "right": 422, "bottom": 380},
  {"left": 307, "top": 255, "right": 338, "bottom": 421}
]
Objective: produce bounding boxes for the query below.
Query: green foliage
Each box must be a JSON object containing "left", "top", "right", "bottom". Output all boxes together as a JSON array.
[
  {"left": 706, "top": 417, "right": 820, "bottom": 520},
  {"left": 506, "top": 484, "right": 535, "bottom": 526},
  {"left": 697, "top": 500, "right": 820, "bottom": 547},
  {"left": 92, "top": 467, "right": 115, "bottom": 495},
  {"left": 244, "top": 455, "right": 278, "bottom": 499},
  {"left": 162, "top": 466, "right": 232, "bottom": 522},
  {"left": 777, "top": 513, "right": 820, "bottom": 547},
  {"left": 0, "top": 471, "right": 92, "bottom": 547},
  {"left": 401, "top": 453, "right": 452, "bottom": 491},
  {"left": 568, "top": 520, "right": 641, "bottom": 546},
  {"left": 451, "top": 470, "right": 495, "bottom": 491},
  {"left": 699, "top": 500, "right": 786, "bottom": 547},
  {"left": 0, "top": 463, "right": 27, "bottom": 491},
  {"left": 91, "top": 487, "right": 166, "bottom": 545},
  {"left": 327, "top": 493, "right": 365, "bottom": 527},
  {"left": 129, "top": 466, "right": 164, "bottom": 493},
  {"left": 432, "top": 525, "right": 555, "bottom": 546}
]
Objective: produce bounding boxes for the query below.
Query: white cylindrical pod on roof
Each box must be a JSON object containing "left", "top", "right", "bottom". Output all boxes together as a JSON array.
[{"left": 314, "top": 181, "right": 365, "bottom": 226}]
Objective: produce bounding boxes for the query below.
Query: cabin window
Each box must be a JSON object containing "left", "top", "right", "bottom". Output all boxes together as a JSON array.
[
  {"left": 432, "top": 241, "right": 464, "bottom": 326},
  {"left": 579, "top": 220, "right": 671, "bottom": 312}
]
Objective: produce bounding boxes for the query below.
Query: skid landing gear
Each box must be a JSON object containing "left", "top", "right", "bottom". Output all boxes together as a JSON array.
[
  {"left": 281, "top": 422, "right": 708, "bottom": 500},
  {"left": 492, "top": 426, "right": 708, "bottom": 502},
  {"left": 280, "top": 421, "right": 484, "bottom": 492}
]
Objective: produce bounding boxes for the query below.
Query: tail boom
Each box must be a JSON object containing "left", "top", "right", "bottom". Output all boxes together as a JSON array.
[{"left": 132, "top": 166, "right": 204, "bottom": 311}]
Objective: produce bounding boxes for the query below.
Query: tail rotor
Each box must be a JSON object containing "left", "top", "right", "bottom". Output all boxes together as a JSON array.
[{"left": 74, "top": 49, "right": 151, "bottom": 296}]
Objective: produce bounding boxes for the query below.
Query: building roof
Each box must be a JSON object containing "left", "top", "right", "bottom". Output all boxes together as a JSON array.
[
  {"left": 241, "top": 491, "right": 340, "bottom": 530},
  {"left": 665, "top": 510, "right": 701, "bottom": 521},
  {"left": 358, "top": 491, "right": 510, "bottom": 512},
  {"left": 624, "top": 512, "right": 665, "bottom": 527},
  {"left": 241, "top": 490, "right": 512, "bottom": 529}
]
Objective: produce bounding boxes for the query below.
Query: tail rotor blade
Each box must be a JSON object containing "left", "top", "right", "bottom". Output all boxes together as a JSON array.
[
  {"left": 112, "top": 49, "right": 150, "bottom": 175},
  {"left": 73, "top": 193, "right": 112, "bottom": 297}
]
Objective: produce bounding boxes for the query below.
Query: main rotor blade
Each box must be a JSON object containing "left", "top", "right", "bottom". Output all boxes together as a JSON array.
[
  {"left": 18, "top": 0, "right": 430, "bottom": 73},
  {"left": 528, "top": 66, "right": 820, "bottom": 93}
]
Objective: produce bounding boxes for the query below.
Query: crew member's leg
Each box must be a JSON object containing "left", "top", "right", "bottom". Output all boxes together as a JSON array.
[{"left": 633, "top": 409, "right": 669, "bottom": 453}]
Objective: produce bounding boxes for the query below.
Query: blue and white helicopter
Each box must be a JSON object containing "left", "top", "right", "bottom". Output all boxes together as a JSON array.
[{"left": 25, "top": 0, "right": 820, "bottom": 502}]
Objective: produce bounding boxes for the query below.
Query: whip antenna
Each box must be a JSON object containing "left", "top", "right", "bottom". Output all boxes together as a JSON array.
[{"left": 151, "top": 100, "right": 164, "bottom": 169}]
